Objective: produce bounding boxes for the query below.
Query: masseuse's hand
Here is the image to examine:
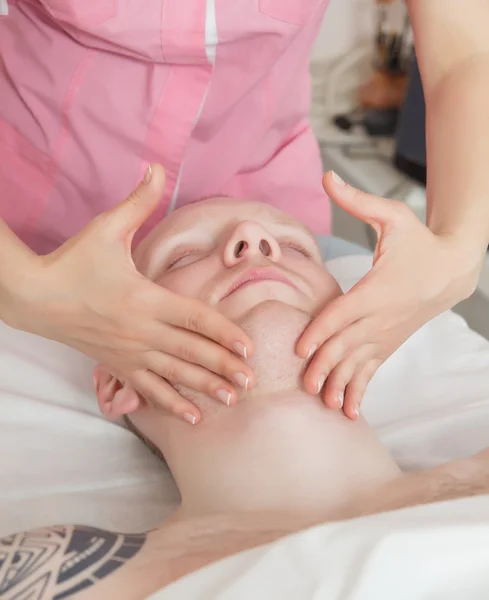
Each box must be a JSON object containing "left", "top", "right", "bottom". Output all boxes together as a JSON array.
[
  {"left": 298, "top": 171, "right": 482, "bottom": 420},
  {"left": 9, "top": 165, "right": 253, "bottom": 424}
]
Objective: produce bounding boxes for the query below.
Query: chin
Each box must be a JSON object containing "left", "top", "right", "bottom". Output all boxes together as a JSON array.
[
  {"left": 235, "top": 302, "right": 312, "bottom": 393},
  {"left": 219, "top": 282, "right": 312, "bottom": 321}
]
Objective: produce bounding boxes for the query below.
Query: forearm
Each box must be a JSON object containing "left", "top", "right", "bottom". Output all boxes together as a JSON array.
[
  {"left": 407, "top": 0, "right": 489, "bottom": 253},
  {"left": 356, "top": 456, "right": 488, "bottom": 519},
  {"left": 424, "top": 57, "right": 489, "bottom": 251},
  {"left": 0, "top": 218, "right": 37, "bottom": 322}
]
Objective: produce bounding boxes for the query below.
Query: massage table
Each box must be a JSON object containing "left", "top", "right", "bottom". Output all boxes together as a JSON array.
[{"left": 1, "top": 238, "right": 488, "bottom": 599}]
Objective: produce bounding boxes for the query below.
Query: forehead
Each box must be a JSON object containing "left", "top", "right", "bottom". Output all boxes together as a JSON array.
[{"left": 160, "top": 197, "right": 311, "bottom": 237}]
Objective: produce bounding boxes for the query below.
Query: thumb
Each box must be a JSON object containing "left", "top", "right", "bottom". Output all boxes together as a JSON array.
[
  {"left": 323, "top": 171, "right": 395, "bottom": 231},
  {"left": 106, "top": 164, "right": 166, "bottom": 240}
]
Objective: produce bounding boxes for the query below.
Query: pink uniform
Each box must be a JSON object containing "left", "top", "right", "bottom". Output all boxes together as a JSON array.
[{"left": 0, "top": 0, "right": 331, "bottom": 255}]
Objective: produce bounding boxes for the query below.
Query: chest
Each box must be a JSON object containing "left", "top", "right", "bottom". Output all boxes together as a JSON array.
[{"left": 35, "top": 0, "right": 327, "bottom": 62}]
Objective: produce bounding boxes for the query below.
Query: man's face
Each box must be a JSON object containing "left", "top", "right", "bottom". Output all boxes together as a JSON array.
[
  {"left": 95, "top": 198, "right": 343, "bottom": 462},
  {"left": 135, "top": 197, "right": 341, "bottom": 319}
]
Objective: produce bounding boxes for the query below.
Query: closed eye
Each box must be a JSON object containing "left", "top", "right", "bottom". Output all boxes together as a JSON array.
[
  {"left": 279, "top": 240, "right": 313, "bottom": 259},
  {"left": 166, "top": 249, "right": 202, "bottom": 270}
]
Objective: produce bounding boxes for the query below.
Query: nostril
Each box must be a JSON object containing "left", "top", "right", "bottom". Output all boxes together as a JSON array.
[
  {"left": 259, "top": 239, "right": 271, "bottom": 256},
  {"left": 235, "top": 240, "right": 248, "bottom": 258}
]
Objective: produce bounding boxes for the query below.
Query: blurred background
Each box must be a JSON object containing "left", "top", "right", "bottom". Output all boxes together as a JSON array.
[{"left": 310, "top": 0, "right": 489, "bottom": 339}]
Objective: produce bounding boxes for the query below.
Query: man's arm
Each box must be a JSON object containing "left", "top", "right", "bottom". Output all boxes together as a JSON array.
[
  {"left": 0, "top": 525, "right": 147, "bottom": 600},
  {"left": 408, "top": 0, "right": 489, "bottom": 258},
  {"left": 354, "top": 450, "right": 489, "bottom": 520}
]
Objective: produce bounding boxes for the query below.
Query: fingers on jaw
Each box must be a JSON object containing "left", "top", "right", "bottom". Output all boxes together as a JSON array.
[
  {"left": 304, "top": 320, "right": 374, "bottom": 396},
  {"left": 322, "top": 359, "right": 357, "bottom": 410},
  {"left": 130, "top": 370, "right": 202, "bottom": 425},
  {"left": 152, "top": 330, "right": 254, "bottom": 389},
  {"left": 305, "top": 332, "right": 357, "bottom": 396},
  {"left": 171, "top": 300, "right": 253, "bottom": 358},
  {"left": 342, "top": 359, "right": 382, "bottom": 420},
  {"left": 296, "top": 303, "right": 349, "bottom": 359},
  {"left": 145, "top": 352, "right": 245, "bottom": 405}
]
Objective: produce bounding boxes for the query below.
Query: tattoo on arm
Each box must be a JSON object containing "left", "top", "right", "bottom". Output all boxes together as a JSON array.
[{"left": 0, "top": 525, "right": 147, "bottom": 600}]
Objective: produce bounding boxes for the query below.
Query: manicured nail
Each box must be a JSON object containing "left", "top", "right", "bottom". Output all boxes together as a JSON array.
[
  {"left": 317, "top": 375, "right": 326, "bottom": 395},
  {"left": 307, "top": 344, "right": 318, "bottom": 360},
  {"left": 336, "top": 391, "right": 344, "bottom": 409},
  {"left": 143, "top": 164, "right": 152, "bottom": 184},
  {"left": 216, "top": 389, "right": 232, "bottom": 406},
  {"left": 233, "top": 342, "right": 248, "bottom": 359},
  {"left": 234, "top": 372, "right": 249, "bottom": 390},
  {"left": 331, "top": 171, "right": 345, "bottom": 186},
  {"left": 183, "top": 412, "right": 197, "bottom": 425}
]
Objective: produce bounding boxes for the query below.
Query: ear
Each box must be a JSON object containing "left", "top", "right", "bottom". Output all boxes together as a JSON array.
[{"left": 93, "top": 365, "right": 142, "bottom": 420}]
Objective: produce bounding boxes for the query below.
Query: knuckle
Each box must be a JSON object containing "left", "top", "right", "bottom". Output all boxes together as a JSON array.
[
  {"left": 186, "top": 309, "right": 205, "bottom": 334},
  {"left": 126, "top": 190, "right": 142, "bottom": 207},
  {"left": 350, "top": 187, "right": 364, "bottom": 204},
  {"left": 214, "top": 349, "right": 234, "bottom": 375},
  {"left": 177, "top": 344, "right": 198, "bottom": 364},
  {"left": 205, "top": 376, "right": 221, "bottom": 395},
  {"left": 164, "top": 364, "right": 180, "bottom": 383}
]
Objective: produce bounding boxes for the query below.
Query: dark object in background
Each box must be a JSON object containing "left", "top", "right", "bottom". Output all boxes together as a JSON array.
[
  {"left": 394, "top": 56, "right": 427, "bottom": 185},
  {"left": 333, "top": 108, "right": 399, "bottom": 137},
  {"left": 363, "top": 108, "right": 399, "bottom": 137}
]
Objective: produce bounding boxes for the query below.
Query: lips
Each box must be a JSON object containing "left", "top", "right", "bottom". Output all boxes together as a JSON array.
[{"left": 221, "top": 267, "right": 297, "bottom": 300}]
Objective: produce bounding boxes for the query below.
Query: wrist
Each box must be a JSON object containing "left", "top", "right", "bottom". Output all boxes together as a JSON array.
[
  {"left": 0, "top": 254, "right": 41, "bottom": 329},
  {"left": 435, "top": 229, "right": 486, "bottom": 300}
]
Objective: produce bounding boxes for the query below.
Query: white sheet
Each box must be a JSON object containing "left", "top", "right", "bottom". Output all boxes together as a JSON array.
[
  {"left": 149, "top": 496, "right": 489, "bottom": 600},
  {"left": 1, "top": 255, "right": 488, "bottom": 539}
]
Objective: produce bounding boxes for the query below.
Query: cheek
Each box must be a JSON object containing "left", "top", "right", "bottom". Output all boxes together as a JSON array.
[
  {"left": 305, "top": 265, "right": 343, "bottom": 305},
  {"left": 157, "top": 266, "right": 213, "bottom": 299}
]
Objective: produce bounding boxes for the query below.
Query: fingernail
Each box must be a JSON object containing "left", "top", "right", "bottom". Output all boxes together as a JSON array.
[
  {"left": 354, "top": 407, "right": 360, "bottom": 418},
  {"left": 317, "top": 375, "right": 326, "bottom": 395},
  {"left": 307, "top": 344, "right": 318, "bottom": 360},
  {"left": 216, "top": 389, "right": 232, "bottom": 406},
  {"left": 331, "top": 171, "right": 345, "bottom": 186},
  {"left": 234, "top": 372, "right": 249, "bottom": 390},
  {"left": 233, "top": 342, "right": 248, "bottom": 359},
  {"left": 143, "top": 164, "right": 152, "bottom": 185},
  {"left": 183, "top": 412, "right": 197, "bottom": 425},
  {"left": 336, "top": 391, "right": 344, "bottom": 409}
]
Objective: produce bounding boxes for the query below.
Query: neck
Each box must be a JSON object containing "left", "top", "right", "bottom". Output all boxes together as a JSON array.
[{"left": 161, "top": 389, "right": 402, "bottom": 520}]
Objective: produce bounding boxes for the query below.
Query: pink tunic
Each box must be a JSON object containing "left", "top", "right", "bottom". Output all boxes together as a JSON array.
[{"left": 0, "top": 0, "right": 331, "bottom": 255}]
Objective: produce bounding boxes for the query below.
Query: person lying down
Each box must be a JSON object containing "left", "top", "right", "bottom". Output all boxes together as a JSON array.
[{"left": 2, "top": 198, "right": 488, "bottom": 600}]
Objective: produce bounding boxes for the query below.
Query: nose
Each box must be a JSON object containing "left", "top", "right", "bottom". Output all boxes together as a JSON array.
[{"left": 223, "top": 220, "right": 282, "bottom": 267}]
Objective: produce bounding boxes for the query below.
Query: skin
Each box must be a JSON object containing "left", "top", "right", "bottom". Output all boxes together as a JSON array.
[
  {"left": 1, "top": 0, "right": 489, "bottom": 423},
  {"left": 3, "top": 199, "right": 488, "bottom": 599},
  {"left": 0, "top": 166, "right": 253, "bottom": 423},
  {"left": 98, "top": 196, "right": 344, "bottom": 422}
]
